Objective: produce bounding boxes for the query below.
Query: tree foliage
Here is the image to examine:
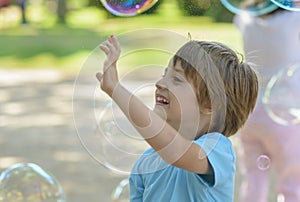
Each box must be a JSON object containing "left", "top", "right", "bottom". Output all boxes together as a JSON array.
[
  {"left": 47, "top": 0, "right": 233, "bottom": 23},
  {"left": 176, "top": 0, "right": 234, "bottom": 22}
]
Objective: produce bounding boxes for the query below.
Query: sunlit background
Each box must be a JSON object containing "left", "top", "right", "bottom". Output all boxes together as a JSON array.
[{"left": 0, "top": 0, "right": 286, "bottom": 201}]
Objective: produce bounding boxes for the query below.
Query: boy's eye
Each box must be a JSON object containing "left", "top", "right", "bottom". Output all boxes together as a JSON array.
[{"left": 173, "top": 76, "right": 182, "bottom": 82}]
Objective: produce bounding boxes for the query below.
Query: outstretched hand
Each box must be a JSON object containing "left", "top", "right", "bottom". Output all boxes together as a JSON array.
[{"left": 96, "top": 35, "right": 121, "bottom": 96}]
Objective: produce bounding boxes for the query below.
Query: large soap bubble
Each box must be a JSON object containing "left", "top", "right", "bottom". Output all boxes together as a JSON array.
[
  {"left": 73, "top": 29, "right": 189, "bottom": 175},
  {"left": 220, "top": 0, "right": 278, "bottom": 16},
  {"left": 270, "top": 0, "right": 300, "bottom": 11},
  {"left": 100, "top": 0, "right": 160, "bottom": 16},
  {"left": 73, "top": 29, "right": 225, "bottom": 176},
  {"left": 0, "top": 163, "right": 66, "bottom": 202},
  {"left": 263, "top": 62, "right": 300, "bottom": 125}
]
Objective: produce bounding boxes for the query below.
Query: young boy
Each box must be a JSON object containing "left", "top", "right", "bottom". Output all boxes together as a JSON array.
[{"left": 96, "top": 34, "right": 258, "bottom": 201}]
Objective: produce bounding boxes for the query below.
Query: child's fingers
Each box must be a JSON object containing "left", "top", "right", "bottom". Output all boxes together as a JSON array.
[
  {"left": 99, "top": 44, "right": 109, "bottom": 54},
  {"left": 101, "top": 35, "right": 120, "bottom": 56},
  {"left": 96, "top": 72, "right": 103, "bottom": 82},
  {"left": 110, "top": 35, "right": 121, "bottom": 52},
  {"left": 105, "top": 40, "right": 114, "bottom": 51}
]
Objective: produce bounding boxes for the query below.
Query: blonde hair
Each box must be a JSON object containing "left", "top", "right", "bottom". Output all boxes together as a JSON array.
[{"left": 173, "top": 40, "right": 258, "bottom": 137}]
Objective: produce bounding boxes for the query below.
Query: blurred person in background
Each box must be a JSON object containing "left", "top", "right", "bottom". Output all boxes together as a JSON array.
[
  {"left": 19, "top": 0, "right": 27, "bottom": 24},
  {"left": 234, "top": 6, "right": 300, "bottom": 202},
  {"left": 0, "top": 0, "right": 9, "bottom": 7}
]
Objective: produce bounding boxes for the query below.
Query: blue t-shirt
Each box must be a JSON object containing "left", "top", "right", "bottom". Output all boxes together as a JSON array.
[{"left": 129, "top": 132, "right": 236, "bottom": 202}]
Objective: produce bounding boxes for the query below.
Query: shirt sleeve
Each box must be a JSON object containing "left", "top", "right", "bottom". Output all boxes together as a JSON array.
[
  {"left": 194, "top": 133, "right": 236, "bottom": 187},
  {"left": 129, "top": 172, "right": 144, "bottom": 201}
]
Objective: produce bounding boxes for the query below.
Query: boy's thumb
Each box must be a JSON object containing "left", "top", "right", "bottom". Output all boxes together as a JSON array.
[{"left": 96, "top": 72, "right": 103, "bottom": 82}]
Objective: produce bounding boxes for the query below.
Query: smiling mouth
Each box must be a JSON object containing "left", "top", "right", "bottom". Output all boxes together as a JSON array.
[{"left": 156, "top": 94, "right": 169, "bottom": 105}]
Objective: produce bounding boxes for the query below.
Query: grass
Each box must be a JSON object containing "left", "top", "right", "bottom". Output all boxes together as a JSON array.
[{"left": 0, "top": 1, "right": 243, "bottom": 75}]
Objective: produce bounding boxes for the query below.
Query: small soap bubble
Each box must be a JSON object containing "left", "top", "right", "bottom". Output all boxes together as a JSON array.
[
  {"left": 94, "top": 100, "right": 149, "bottom": 175},
  {"left": 256, "top": 155, "right": 271, "bottom": 170},
  {"left": 270, "top": 0, "right": 300, "bottom": 11},
  {"left": 111, "top": 178, "right": 129, "bottom": 202},
  {"left": 263, "top": 63, "right": 300, "bottom": 126},
  {"left": 220, "top": 0, "right": 278, "bottom": 16},
  {"left": 100, "top": 0, "right": 159, "bottom": 16},
  {"left": 0, "top": 163, "right": 66, "bottom": 202},
  {"left": 93, "top": 71, "right": 159, "bottom": 175}
]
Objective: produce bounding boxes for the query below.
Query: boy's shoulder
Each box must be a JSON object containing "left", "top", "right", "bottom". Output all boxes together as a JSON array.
[
  {"left": 195, "top": 132, "right": 235, "bottom": 162},
  {"left": 195, "top": 132, "right": 231, "bottom": 148}
]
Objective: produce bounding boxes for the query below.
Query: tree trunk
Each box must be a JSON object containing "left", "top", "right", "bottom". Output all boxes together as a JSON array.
[{"left": 57, "top": 0, "right": 67, "bottom": 24}]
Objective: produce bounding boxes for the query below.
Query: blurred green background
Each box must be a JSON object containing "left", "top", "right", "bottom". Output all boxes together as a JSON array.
[
  {"left": 0, "top": 0, "right": 278, "bottom": 201},
  {"left": 0, "top": 0, "right": 240, "bottom": 74}
]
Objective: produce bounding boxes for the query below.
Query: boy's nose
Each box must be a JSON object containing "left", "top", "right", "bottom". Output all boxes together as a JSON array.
[{"left": 155, "top": 79, "right": 167, "bottom": 90}]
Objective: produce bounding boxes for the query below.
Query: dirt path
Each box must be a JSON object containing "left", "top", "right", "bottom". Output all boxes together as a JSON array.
[{"left": 0, "top": 69, "right": 125, "bottom": 202}]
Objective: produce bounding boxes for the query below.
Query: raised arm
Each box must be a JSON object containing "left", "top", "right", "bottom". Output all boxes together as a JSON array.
[{"left": 96, "top": 35, "right": 210, "bottom": 174}]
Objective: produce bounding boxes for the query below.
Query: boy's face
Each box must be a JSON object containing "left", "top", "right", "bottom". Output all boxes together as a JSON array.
[{"left": 153, "top": 59, "right": 209, "bottom": 139}]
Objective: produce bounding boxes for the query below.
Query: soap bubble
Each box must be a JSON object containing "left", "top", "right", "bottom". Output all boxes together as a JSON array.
[
  {"left": 73, "top": 29, "right": 224, "bottom": 175},
  {"left": 111, "top": 178, "right": 129, "bottom": 202},
  {"left": 90, "top": 65, "right": 168, "bottom": 175},
  {"left": 263, "top": 63, "right": 300, "bottom": 125},
  {"left": 220, "top": 0, "right": 278, "bottom": 16},
  {"left": 100, "top": 0, "right": 160, "bottom": 16},
  {"left": 256, "top": 155, "right": 271, "bottom": 170},
  {"left": 92, "top": 65, "right": 170, "bottom": 175},
  {"left": 94, "top": 99, "right": 149, "bottom": 175},
  {"left": 73, "top": 29, "right": 188, "bottom": 175},
  {"left": 270, "top": 0, "right": 300, "bottom": 11},
  {"left": 0, "top": 163, "right": 66, "bottom": 202}
]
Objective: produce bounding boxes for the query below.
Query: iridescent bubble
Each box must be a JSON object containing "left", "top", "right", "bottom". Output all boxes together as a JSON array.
[
  {"left": 100, "top": 0, "right": 160, "bottom": 16},
  {"left": 111, "top": 178, "right": 129, "bottom": 202},
  {"left": 256, "top": 155, "right": 271, "bottom": 170},
  {"left": 94, "top": 100, "right": 149, "bottom": 175},
  {"left": 0, "top": 163, "right": 66, "bottom": 202},
  {"left": 73, "top": 29, "right": 190, "bottom": 175},
  {"left": 92, "top": 66, "right": 165, "bottom": 175},
  {"left": 220, "top": 0, "right": 278, "bottom": 16},
  {"left": 270, "top": 0, "right": 300, "bottom": 11},
  {"left": 263, "top": 63, "right": 300, "bottom": 125}
]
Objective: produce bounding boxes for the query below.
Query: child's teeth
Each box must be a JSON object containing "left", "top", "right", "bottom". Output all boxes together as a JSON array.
[{"left": 157, "top": 96, "right": 168, "bottom": 104}]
